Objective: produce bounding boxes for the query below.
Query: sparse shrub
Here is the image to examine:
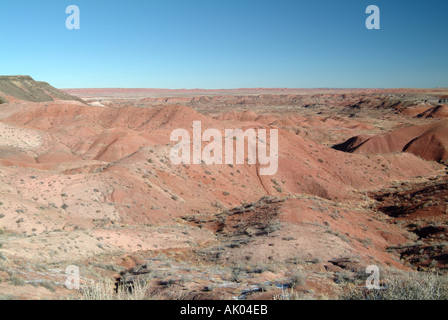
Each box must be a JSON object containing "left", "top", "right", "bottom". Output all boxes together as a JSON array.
[
  {"left": 273, "top": 287, "right": 313, "bottom": 300},
  {"left": 160, "top": 279, "right": 175, "bottom": 287},
  {"left": 288, "top": 257, "right": 306, "bottom": 265},
  {"left": 264, "top": 221, "right": 282, "bottom": 234},
  {"left": 33, "top": 263, "right": 48, "bottom": 272},
  {"left": 0, "top": 294, "right": 19, "bottom": 300},
  {"left": 341, "top": 271, "right": 448, "bottom": 300},
  {"left": 259, "top": 262, "right": 278, "bottom": 273},
  {"left": 310, "top": 257, "right": 323, "bottom": 264},
  {"left": 205, "top": 283, "right": 218, "bottom": 292},
  {"left": 329, "top": 213, "right": 339, "bottom": 220},
  {"left": 8, "top": 276, "right": 26, "bottom": 286},
  {"left": 290, "top": 270, "right": 307, "bottom": 288},
  {"left": 245, "top": 227, "right": 257, "bottom": 236},
  {"left": 77, "top": 278, "right": 149, "bottom": 300},
  {"left": 223, "top": 191, "right": 230, "bottom": 196},
  {"left": 429, "top": 260, "right": 438, "bottom": 268},
  {"left": 257, "top": 282, "right": 271, "bottom": 292},
  {"left": 337, "top": 233, "right": 351, "bottom": 243},
  {"left": 39, "top": 281, "right": 56, "bottom": 292},
  {"left": 362, "top": 238, "right": 373, "bottom": 248},
  {"left": 230, "top": 271, "right": 244, "bottom": 283}
]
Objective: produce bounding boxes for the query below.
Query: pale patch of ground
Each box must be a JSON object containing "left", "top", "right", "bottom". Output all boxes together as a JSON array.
[{"left": 0, "top": 122, "right": 43, "bottom": 150}]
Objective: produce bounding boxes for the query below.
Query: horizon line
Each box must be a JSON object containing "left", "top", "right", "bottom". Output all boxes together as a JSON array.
[
  {"left": 60, "top": 87, "right": 448, "bottom": 90},
  {"left": 2, "top": 76, "right": 447, "bottom": 91}
]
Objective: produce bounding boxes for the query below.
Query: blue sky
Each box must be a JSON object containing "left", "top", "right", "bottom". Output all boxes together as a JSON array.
[{"left": 0, "top": 0, "right": 447, "bottom": 89}]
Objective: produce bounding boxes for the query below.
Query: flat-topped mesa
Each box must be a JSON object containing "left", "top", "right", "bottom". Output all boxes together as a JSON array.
[
  {"left": 0, "top": 75, "right": 86, "bottom": 104},
  {"left": 0, "top": 75, "right": 34, "bottom": 81}
]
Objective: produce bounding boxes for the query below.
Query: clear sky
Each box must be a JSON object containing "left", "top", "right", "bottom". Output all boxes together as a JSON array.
[{"left": 0, "top": 0, "right": 447, "bottom": 89}]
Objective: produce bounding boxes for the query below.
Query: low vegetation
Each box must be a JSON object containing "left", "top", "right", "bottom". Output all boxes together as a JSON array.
[
  {"left": 75, "top": 278, "right": 150, "bottom": 300},
  {"left": 341, "top": 270, "right": 448, "bottom": 300}
]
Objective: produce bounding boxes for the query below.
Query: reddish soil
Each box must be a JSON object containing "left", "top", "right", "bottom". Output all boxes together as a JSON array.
[
  {"left": 334, "top": 121, "right": 448, "bottom": 162},
  {"left": 0, "top": 85, "right": 447, "bottom": 300}
]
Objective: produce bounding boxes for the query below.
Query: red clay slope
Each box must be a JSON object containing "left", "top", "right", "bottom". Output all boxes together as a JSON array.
[
  {"left": 333, "top": 121, "right": 448, "bottom": 162},
  {"left": 1, "top": 100, "right": 440, "bottom": 209},
  {"left": 416, "top": 105, "right": 448, "bottom": 119}
]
